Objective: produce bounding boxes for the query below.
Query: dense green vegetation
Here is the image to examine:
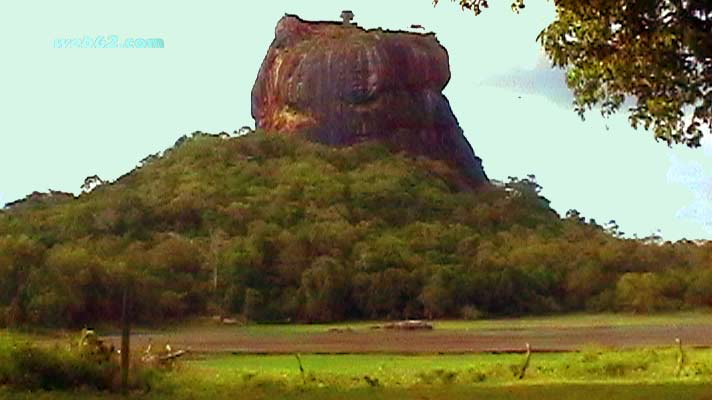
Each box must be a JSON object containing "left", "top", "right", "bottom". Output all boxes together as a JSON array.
[
  {"left": 1, "top": 131, "right": 712, "bottom": 327},
  {"left": 0, "top": 332, "right": 156, "bottom": 392}
]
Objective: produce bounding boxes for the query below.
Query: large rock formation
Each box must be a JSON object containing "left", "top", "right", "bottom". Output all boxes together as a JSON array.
[{"left": 251, "top": 15, "right": 488, "bottom": 186}]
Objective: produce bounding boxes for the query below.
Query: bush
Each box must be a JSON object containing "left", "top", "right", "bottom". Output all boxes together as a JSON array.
[
  {"left": 615, "top": 273, "right": 679, "bottom": 312},
  {"left": 460, "top": 305, "right": 484, "bottom": 320},
  {"left": 416, "top": 369, "right": 459, "bottom": 385},
  {"left": 0, "top": 333, "right": 161, "bottom": 393},
  {"left": 0, "top": 342, "right": 117, "bottom": 390},
  {"left": 581, "top": 354, "right": 652, "bottom": 378}
]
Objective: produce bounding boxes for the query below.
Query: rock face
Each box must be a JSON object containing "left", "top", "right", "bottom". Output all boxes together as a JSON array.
[{"left": 251, "top": 15, "right": 488, "bottom": 186}]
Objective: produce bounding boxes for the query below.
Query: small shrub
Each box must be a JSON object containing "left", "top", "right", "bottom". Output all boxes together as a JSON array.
[
  {"left": 585, "top": 359, "right": 650, "bottom": 378},
  {"left": 686, "top": 361, "right": 712, "bottom": 377},
  {"left": 578, "top": 345, "right": 607, "bottom": 363},
  {"left": 460, "top": 305, "right": 484, "bottom": 320},
  {"left": 363, "top": 375, "right": 380, "bottom": 387},
  {"left": 508, "top": 363, "right": 521, "bottom": 377},
  {"left": 416, "top": 369, "right": 458, "bottom": 385},
  {"left": 241, "top": 371, "right": 258, "bottom": 383},
  {"left": 465, "top": 369, "right": 487, "bottom": 383},
  {"left": 437, "top": 369, "right": 458, "bottom": 384},
  {"left": 415, "top": 371, "right": 434, "bottom": 385},
  {"left": 579, "top": 351, "right": 600, "bottom": 363}
]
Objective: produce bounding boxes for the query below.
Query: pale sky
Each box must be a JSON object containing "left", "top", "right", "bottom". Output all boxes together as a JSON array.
[{"left": 1, "top": 0, "right": 712, "bottom": 240}]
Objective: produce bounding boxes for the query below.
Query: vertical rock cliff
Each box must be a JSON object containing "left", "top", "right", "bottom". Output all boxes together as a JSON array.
[{"left": 252, "top": 15, "right": 488, "bottom": 187}]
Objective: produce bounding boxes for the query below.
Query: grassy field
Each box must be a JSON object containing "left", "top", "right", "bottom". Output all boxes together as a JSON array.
[
  {"left": 9, "top": 346, "right": 708, "bottom": 399},
  {"left": 187, "top": 348, "right": 712, "bottom": 385},
  {"left": 5, "top": 313, "right": 712, "bottom": 399}
]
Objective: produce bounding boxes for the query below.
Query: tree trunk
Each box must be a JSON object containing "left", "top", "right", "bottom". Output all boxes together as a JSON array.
[
  {"left": 120, "top": 284, "right": 130, "bottom": 395},
  {"left": 213, "top": 264, "right": 218, "bottom": 291}
]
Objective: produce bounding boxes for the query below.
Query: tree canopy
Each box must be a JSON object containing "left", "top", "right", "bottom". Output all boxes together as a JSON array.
[
  {"left": 2, "top": 131, "right": 712, "bottom": 327},
  {"left": 437, "top": 0, "right": 712, "bottom": 147}
]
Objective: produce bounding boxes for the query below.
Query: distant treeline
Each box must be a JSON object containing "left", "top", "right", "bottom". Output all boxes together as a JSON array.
[{"left": 1, "top": 132, "right": 711, "bottom": 327}]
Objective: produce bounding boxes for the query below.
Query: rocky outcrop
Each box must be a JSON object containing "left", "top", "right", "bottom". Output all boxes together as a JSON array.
[
  {"left": 4, "top": 190, "right": 75, "bottom": 209},
  {"left": 251, "top": 15, "right": 488, "bottom": 187}
]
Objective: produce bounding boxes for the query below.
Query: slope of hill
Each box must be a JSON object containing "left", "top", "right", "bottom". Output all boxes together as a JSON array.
[{"left": 0, "top": 131, "right": 710, "bottom": 327}]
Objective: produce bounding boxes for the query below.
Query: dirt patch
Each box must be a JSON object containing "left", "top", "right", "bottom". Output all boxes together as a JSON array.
[{"left": 100, "top": 323, "right": 712, "bottom": 355}]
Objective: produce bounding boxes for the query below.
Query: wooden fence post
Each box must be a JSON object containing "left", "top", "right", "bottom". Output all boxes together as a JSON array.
[{"left": 120, "top": 282, "right": 131, "bottom": 395}]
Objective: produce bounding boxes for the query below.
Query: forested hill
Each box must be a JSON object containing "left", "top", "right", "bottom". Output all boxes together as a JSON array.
[{"left": 1, "top": 131, "right": 711, "bottom": 327}]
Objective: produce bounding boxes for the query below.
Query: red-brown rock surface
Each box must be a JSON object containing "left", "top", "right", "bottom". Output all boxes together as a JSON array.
[{"left": 251, "top": 15, "right": 488, "bottom": 186}]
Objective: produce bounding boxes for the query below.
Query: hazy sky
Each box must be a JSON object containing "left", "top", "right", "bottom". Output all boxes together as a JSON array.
[{"left": 1, "top": 0, "right": 712, "bottom": 240}]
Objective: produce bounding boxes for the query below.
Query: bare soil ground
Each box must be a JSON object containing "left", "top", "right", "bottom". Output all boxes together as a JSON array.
[{"left": 101, "top": 322, "right": 712, "bottom": 354}]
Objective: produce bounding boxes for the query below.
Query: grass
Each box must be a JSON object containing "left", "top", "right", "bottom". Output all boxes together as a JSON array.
[
  {"left": 431, "top": 311, "right": 712, "bottom": 330},
  {"left": 116, "top": 348, "right": 712, "bottom": 398},
  {"left": 187, "top": 347, "right": 712, "bottom": 386},
  {"left": 3, "top": 346, "right": 712, "bottom": 399},
  {"left": 5, "top": 312, "right": 712, "bottom": 399}
]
